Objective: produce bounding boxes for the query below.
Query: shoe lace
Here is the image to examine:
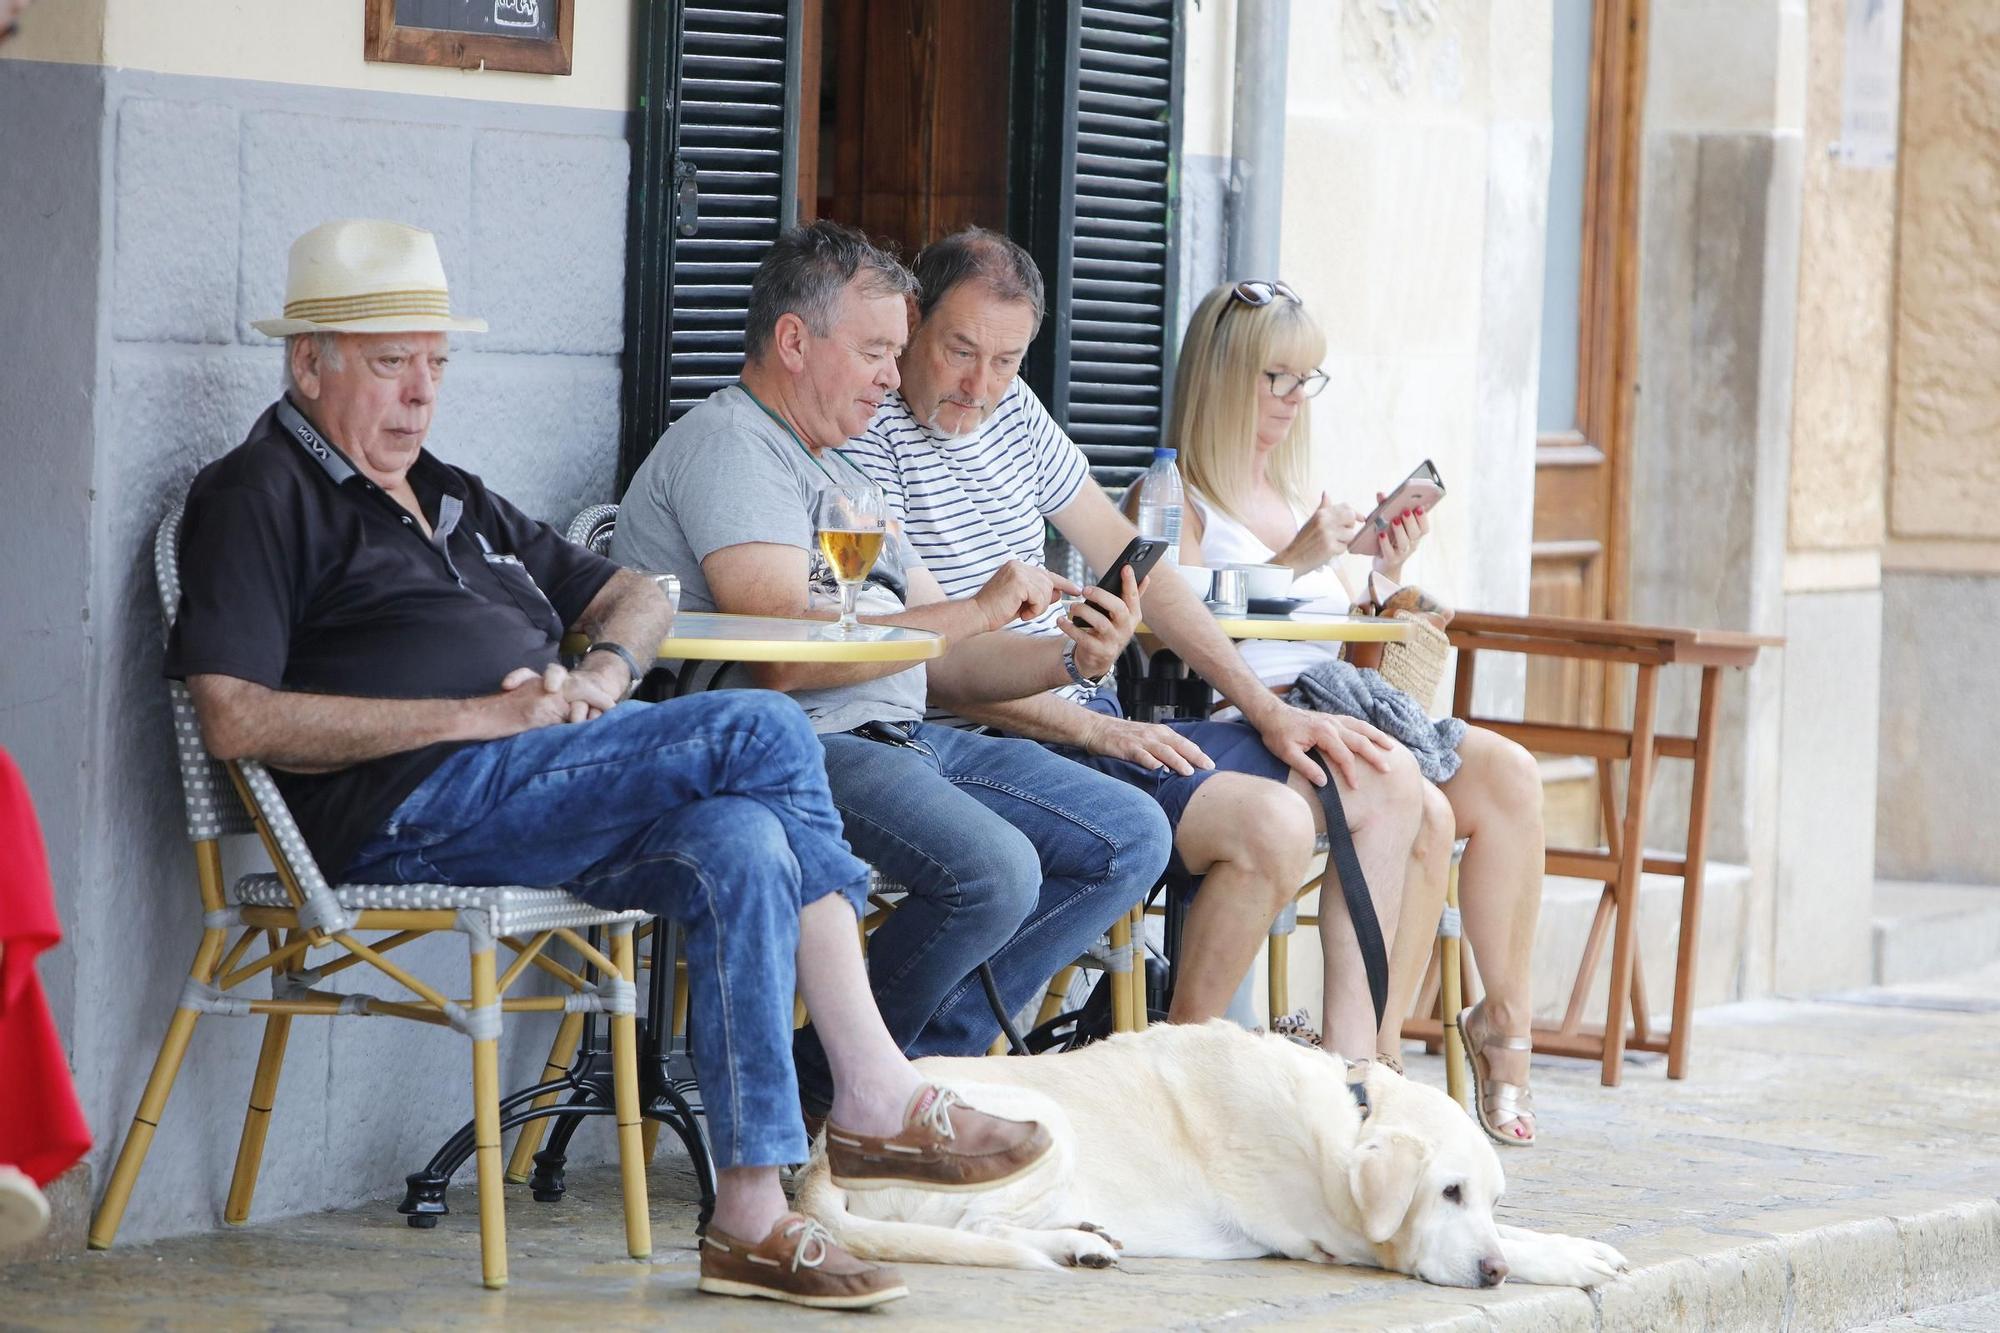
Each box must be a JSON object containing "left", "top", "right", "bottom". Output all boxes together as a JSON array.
[
  {"left": 780, "top": 1216, "right": 837, "bottom": 1273},
  {"left": 913, "top": 1085, "right": 964, "bottom": 1142}
]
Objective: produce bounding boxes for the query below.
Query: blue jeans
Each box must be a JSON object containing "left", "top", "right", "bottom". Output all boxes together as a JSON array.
[
  {"left": 791, "top": 722, "right": 1171, "bottom": 1114},
  {"left": 345, "top": 692, "right": 869, "bottom": 1171}
]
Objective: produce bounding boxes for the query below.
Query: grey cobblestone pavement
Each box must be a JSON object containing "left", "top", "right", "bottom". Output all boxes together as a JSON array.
[{"left": 6, "top": 963, "right": 1999, "bottom": 1331}]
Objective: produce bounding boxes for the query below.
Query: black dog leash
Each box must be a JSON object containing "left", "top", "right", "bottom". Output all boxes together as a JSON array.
[{"left": 1309, "top": 752, "right": 1390, "bottom": 1031}]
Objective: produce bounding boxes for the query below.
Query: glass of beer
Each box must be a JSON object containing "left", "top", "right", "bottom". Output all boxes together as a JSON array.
[{"left": 812, "top": 483, "right": 886, "bottom": 638}]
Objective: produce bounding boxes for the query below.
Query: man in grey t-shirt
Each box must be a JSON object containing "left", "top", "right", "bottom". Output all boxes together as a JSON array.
[{"left": 617, "top": 221, "right": 1172, "bottom": 1121}]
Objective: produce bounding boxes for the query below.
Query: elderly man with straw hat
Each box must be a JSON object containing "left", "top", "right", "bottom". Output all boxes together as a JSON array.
[{"left": 164, "top": 219, "right": 1052, "bottom": 1310}]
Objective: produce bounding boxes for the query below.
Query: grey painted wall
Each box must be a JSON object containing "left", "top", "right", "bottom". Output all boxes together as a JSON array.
[
  {"left": 0, "top": 58, "right": 106, "bottom": 1073},
  {"left": 0, "top": 59, "right": 633, "bottom": 1243},
  {"left": 1878, "top": 573, "right": 2000, "bottom": 884}
]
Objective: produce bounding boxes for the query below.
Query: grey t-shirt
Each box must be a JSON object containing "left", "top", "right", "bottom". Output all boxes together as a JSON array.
[{"left": 613, "top": 383, "right": 927, "bottom": 734}]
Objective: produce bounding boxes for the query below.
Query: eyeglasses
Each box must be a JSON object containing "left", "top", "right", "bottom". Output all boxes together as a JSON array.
[
  {"left": 1263, "top": 369, "right": 1329, "bottom": 399},
  {"left": 1230, "top": 280, "right": 1301, "bottom": 307}
]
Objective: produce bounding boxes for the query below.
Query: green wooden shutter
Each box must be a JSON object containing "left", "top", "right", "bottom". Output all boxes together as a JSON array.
[
  {"left": 1013, "top": 0, "right": 1183, "bottom": 490},
  {"left": 621, "top": 0, "right": 803, "bottom": 486}
]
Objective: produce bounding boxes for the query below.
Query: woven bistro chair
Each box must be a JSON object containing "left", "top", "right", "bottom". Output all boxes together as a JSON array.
[{"left": 89, "top": 502, "right": 655, "bottom": 1290}]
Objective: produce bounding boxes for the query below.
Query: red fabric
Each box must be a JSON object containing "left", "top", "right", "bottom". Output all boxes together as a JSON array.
[{"left": 0, "top": 747, "right": 91, "bottom": 1186}]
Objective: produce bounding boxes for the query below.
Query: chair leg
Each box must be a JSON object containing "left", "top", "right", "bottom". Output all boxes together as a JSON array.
[
  {"left": 1036, "top": 965, "right": 1080, "bottom": 1028},
  {"left": 1439, "top": 854, "right": 1467, "bottom": 1109},
  {"left": 610, "top": 927, "right": 652, "bottom": 1260},
  {"left": 224, "top": 1012, "right": 293, "bottom": 1224},
  {"left": 1266, "top": 931, "right": 1291, "bottom": 1023},
  {"left": 88, "top": 1004, "right": 204, "bottom": 1249},
  {"left": 1127, "top": 907, "right": 1149, "bottom": 1030},
  {"left": 1108, "top": 912, "right": 1134, "bottom": 1032},
  {"left": 468, "top": 943, "right": 507, "bottom": 1290},
  {"left": 504, "top": 1009, "right": 585, "bottom": 1184}
]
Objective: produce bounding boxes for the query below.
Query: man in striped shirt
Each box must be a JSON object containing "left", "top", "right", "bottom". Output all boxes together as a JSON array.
[{"left": 844, "top": 229, "right": 1443, "bottom": 1063}]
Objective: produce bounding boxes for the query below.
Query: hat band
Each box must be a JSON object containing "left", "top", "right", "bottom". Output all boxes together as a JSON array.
[{"left": 283, "top": 288, "right": 456, "bottom": 323}]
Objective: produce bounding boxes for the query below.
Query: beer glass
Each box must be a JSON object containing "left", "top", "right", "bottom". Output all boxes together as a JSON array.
[{"left": 811, "top": 483, "right": 886, "bottom": 638}]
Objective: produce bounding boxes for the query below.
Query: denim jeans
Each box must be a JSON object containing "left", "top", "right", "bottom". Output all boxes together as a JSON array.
[
  {"left": 791, "top": 722, "right": 1172, "bottom": 1114},
  {"left": 344, "top": 691, "right": 869, "bottom": 1171}
]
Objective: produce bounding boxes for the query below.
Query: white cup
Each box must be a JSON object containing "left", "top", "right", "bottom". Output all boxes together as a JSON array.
[{"left": 1227, "top": 562, "right": 1293, "bottom": 602}]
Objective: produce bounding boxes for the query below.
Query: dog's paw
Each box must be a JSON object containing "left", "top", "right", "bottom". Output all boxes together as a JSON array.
[
  {"left": 1505, "top": 1232, "right": 1630, "bottom": 1288},
  {"left": 1057, "top": 1227, "right": 1122, "bottom": 1269},
  {"left": 1076, "top": 1220, "right": 1125, "bottom": 1251}
]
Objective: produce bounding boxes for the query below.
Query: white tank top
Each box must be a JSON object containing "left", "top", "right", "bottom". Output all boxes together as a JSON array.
[{"left": 1188, "top": 492, "right": 1349, "bottom": 690}]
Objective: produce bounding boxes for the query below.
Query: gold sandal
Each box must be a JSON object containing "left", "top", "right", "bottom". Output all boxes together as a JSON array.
[{"left": 1460, "top": 1002, "right": 1536, "bottom": 1147}]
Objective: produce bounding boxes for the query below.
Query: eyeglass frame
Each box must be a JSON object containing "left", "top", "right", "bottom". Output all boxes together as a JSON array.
[{"left": 1261, "top": 368, "right": 1330, "bottom": 399}]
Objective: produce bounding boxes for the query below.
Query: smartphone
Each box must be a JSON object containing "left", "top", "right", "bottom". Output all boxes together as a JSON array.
[
  {"left": 1096, "top": 536, "right": 1168, "bottom": 593},
  {"left": 1346, "top": 459, "right": 1445, "bottom": 558}
]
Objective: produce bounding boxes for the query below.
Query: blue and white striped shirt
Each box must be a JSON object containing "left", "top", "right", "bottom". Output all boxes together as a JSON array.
[{"left": 842, "top": 380, "right": 1093, "bottom": 712}]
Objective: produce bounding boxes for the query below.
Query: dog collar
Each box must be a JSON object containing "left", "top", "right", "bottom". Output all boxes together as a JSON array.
[{"left": 1346, "top": 1074, "right": 1371, "bottom": 1121}]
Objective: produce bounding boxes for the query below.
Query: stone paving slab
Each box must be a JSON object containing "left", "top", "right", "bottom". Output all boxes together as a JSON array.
[{"left": 6, "top": 965, "right": 2000, "bottom": 1331}]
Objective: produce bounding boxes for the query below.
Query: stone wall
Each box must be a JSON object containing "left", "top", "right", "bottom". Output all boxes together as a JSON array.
[
  {"left": 1279, "top": 0, "right": 1551, "bottom": 716},
  {"left": 1877, "top": 0, "right": 2000, "bottom": 883},
  {"left": 0, "top": 59, "right": 630, "bottom": 1243}
]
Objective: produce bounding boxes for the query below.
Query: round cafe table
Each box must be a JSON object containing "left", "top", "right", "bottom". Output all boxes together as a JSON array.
[{"left": 400, "top": 611, "right": 942, "bottom": 1234}]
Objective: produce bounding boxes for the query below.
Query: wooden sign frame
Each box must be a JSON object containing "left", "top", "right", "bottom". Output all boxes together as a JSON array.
[{"left": 365, "top": 0, "right": 575, "bottom": 76}]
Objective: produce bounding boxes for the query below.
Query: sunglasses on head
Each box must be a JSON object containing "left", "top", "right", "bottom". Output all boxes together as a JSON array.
[{"left": 1229, "top": 280, "right": 1301, "bottom": 307}]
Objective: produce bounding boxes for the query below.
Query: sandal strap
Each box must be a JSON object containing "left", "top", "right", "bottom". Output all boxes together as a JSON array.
[{"left": 1486, "top": 1079, "right": 1535, "bottom": 1125}]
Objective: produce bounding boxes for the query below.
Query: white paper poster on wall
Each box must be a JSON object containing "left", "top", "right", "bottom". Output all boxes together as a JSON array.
[{"left": 1836, "top": 0, "right": 1903, "bottom": 168}]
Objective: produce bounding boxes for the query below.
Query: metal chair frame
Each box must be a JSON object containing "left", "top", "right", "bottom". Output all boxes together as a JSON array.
[{"left": 89, "top": 502, "right": 654, "bottom": 1290}]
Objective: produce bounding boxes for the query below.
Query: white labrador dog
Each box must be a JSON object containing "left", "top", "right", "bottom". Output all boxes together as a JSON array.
[{"left": 798, "top": 1022, "right": 1627, "bottom": 1289}]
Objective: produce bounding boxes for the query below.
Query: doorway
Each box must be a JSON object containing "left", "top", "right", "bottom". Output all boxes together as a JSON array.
[{"left": 809, "top": 0, "right": 1015, "bottom": 254}]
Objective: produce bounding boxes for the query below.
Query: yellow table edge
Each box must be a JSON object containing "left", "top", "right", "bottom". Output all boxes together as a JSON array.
[{"left": 655, "top": 614, "right": 945, "bottom": 664}]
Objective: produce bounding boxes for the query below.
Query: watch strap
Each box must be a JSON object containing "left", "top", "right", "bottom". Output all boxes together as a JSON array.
[{"left": 582, "top": 640, "right": 646, "bottom": 695}]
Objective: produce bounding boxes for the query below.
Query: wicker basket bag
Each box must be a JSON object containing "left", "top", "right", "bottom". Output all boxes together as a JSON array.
[{"left": 1373, "top": 612, "right": 1453, "bottom": 714}]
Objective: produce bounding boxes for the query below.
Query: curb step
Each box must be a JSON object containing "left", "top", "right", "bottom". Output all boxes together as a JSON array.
[{"left": 1311, "top": 1197, "right": 2000, "bottom": 1333}]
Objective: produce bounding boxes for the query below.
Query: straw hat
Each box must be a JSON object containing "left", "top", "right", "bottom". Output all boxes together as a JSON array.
[{"left": 252, "top": 219, "right": 487, "bottom": 337}]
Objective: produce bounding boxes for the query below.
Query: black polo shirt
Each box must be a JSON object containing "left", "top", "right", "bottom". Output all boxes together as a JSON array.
[{"left": 165, "top": 397, "right": 617, "bottom": 876}]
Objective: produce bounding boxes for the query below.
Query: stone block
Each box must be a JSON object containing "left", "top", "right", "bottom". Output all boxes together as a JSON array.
[
  {"left": 1772, "top": 587, "right": 1880, "bottom": 992},
  {"left": 426, "top": 353, "right": 621, "bottom": 527},
  {"left": 1594, "top": 1252, "right": 1709, "bottom": 1332},
  {"left": 1700, "top": 1239, "right": 1791, "bottom": 1333},
  {"left": 471, "top": 129, "right": 629, "bottom": 356},
  {"left": 112, "top": 98, "right": 240, "bottom": 344},
  {"left": 1877, "top": 572, "right": 2000, "bottom": 884},
  {"left": 1896, "top": 1199, "right": 2000, "bottom": 1310},
  {"left": 1785, "top": 1216, "right": 1907, "bottom": 1333},
  {"left": 1874, "top": 881, "right": 2000, "bottom": 985},
  {"left": 238, "top": 111, "right": 473, "bottom": 344}
]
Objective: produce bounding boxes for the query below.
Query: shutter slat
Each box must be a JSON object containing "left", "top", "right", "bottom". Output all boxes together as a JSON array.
[{"left": 667, "top": 1, "right": 793, "bottom": 423}]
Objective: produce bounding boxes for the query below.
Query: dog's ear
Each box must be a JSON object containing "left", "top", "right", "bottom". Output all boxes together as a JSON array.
[{"left": 1347, "top": 1128, "right": 1430, "bottom": 1244}]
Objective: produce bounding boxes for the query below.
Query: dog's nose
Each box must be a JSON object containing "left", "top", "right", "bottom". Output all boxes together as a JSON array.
[{"left": 1479, "top": 1256, "right": 1509, "bottom": 1287}]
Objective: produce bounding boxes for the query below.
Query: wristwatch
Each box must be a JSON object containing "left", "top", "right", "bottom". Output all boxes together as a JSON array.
[
  {"left": 581, "top": 640, "right": 646, "bottom": 698},
  {"left": 1062, "top": 639, "right": 1115, "bottom": 693}
]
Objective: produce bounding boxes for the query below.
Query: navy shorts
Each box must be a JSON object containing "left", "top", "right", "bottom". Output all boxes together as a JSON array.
[{"left": 1041, "top": 689, "right": 1295, "bottom": 874}]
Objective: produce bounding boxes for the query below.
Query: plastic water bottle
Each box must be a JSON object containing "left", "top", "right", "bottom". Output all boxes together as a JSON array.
[{"left": 1136, "top": 447, "right": 1183, "bottom": 563}]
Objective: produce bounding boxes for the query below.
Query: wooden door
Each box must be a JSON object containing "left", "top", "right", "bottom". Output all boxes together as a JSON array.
[{"left": 1530, "top": 0, "right": 1646, "bottom": 731}]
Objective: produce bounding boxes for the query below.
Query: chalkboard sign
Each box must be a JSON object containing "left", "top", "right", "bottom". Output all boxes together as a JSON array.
[{"left": 365, "top": 0, "right": 574, "bottom": 75}]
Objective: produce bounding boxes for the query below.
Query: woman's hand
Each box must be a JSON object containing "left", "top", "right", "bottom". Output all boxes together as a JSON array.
[
  {"left": 1274, "top": 492, "right": 1362, "bottom": 573},
  {"left": 1370, "top": 494, "right": 1430, "bottom": 580}
]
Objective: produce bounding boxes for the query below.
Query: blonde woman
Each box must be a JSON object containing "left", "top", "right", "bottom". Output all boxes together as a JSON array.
[{"left": 1167, "top": 280, "right": 1547, "bottom": 1147}]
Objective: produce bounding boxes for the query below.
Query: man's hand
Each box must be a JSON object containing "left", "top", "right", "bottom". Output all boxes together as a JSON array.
[
  {"left": 1078, "top": 706, "right": 1214, "bottom": 777},
  {"left": 1246, "top": 703, "right": 1401, "bottom": 788},
  {"left": 1059, "top": 566, "right": 1145, "bottom": 680},
  {"left": 1274, "top": 492, "right": 1362, "bottom": 574},
  {"left": 483, "top": 664, "right": 607, "bottom": 735},
  {"left": 973, "top": 559, "right": 1078, "bottom": 632},
  {"left": 568, "top": 654, "right": 633, "bottom": 718}
]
